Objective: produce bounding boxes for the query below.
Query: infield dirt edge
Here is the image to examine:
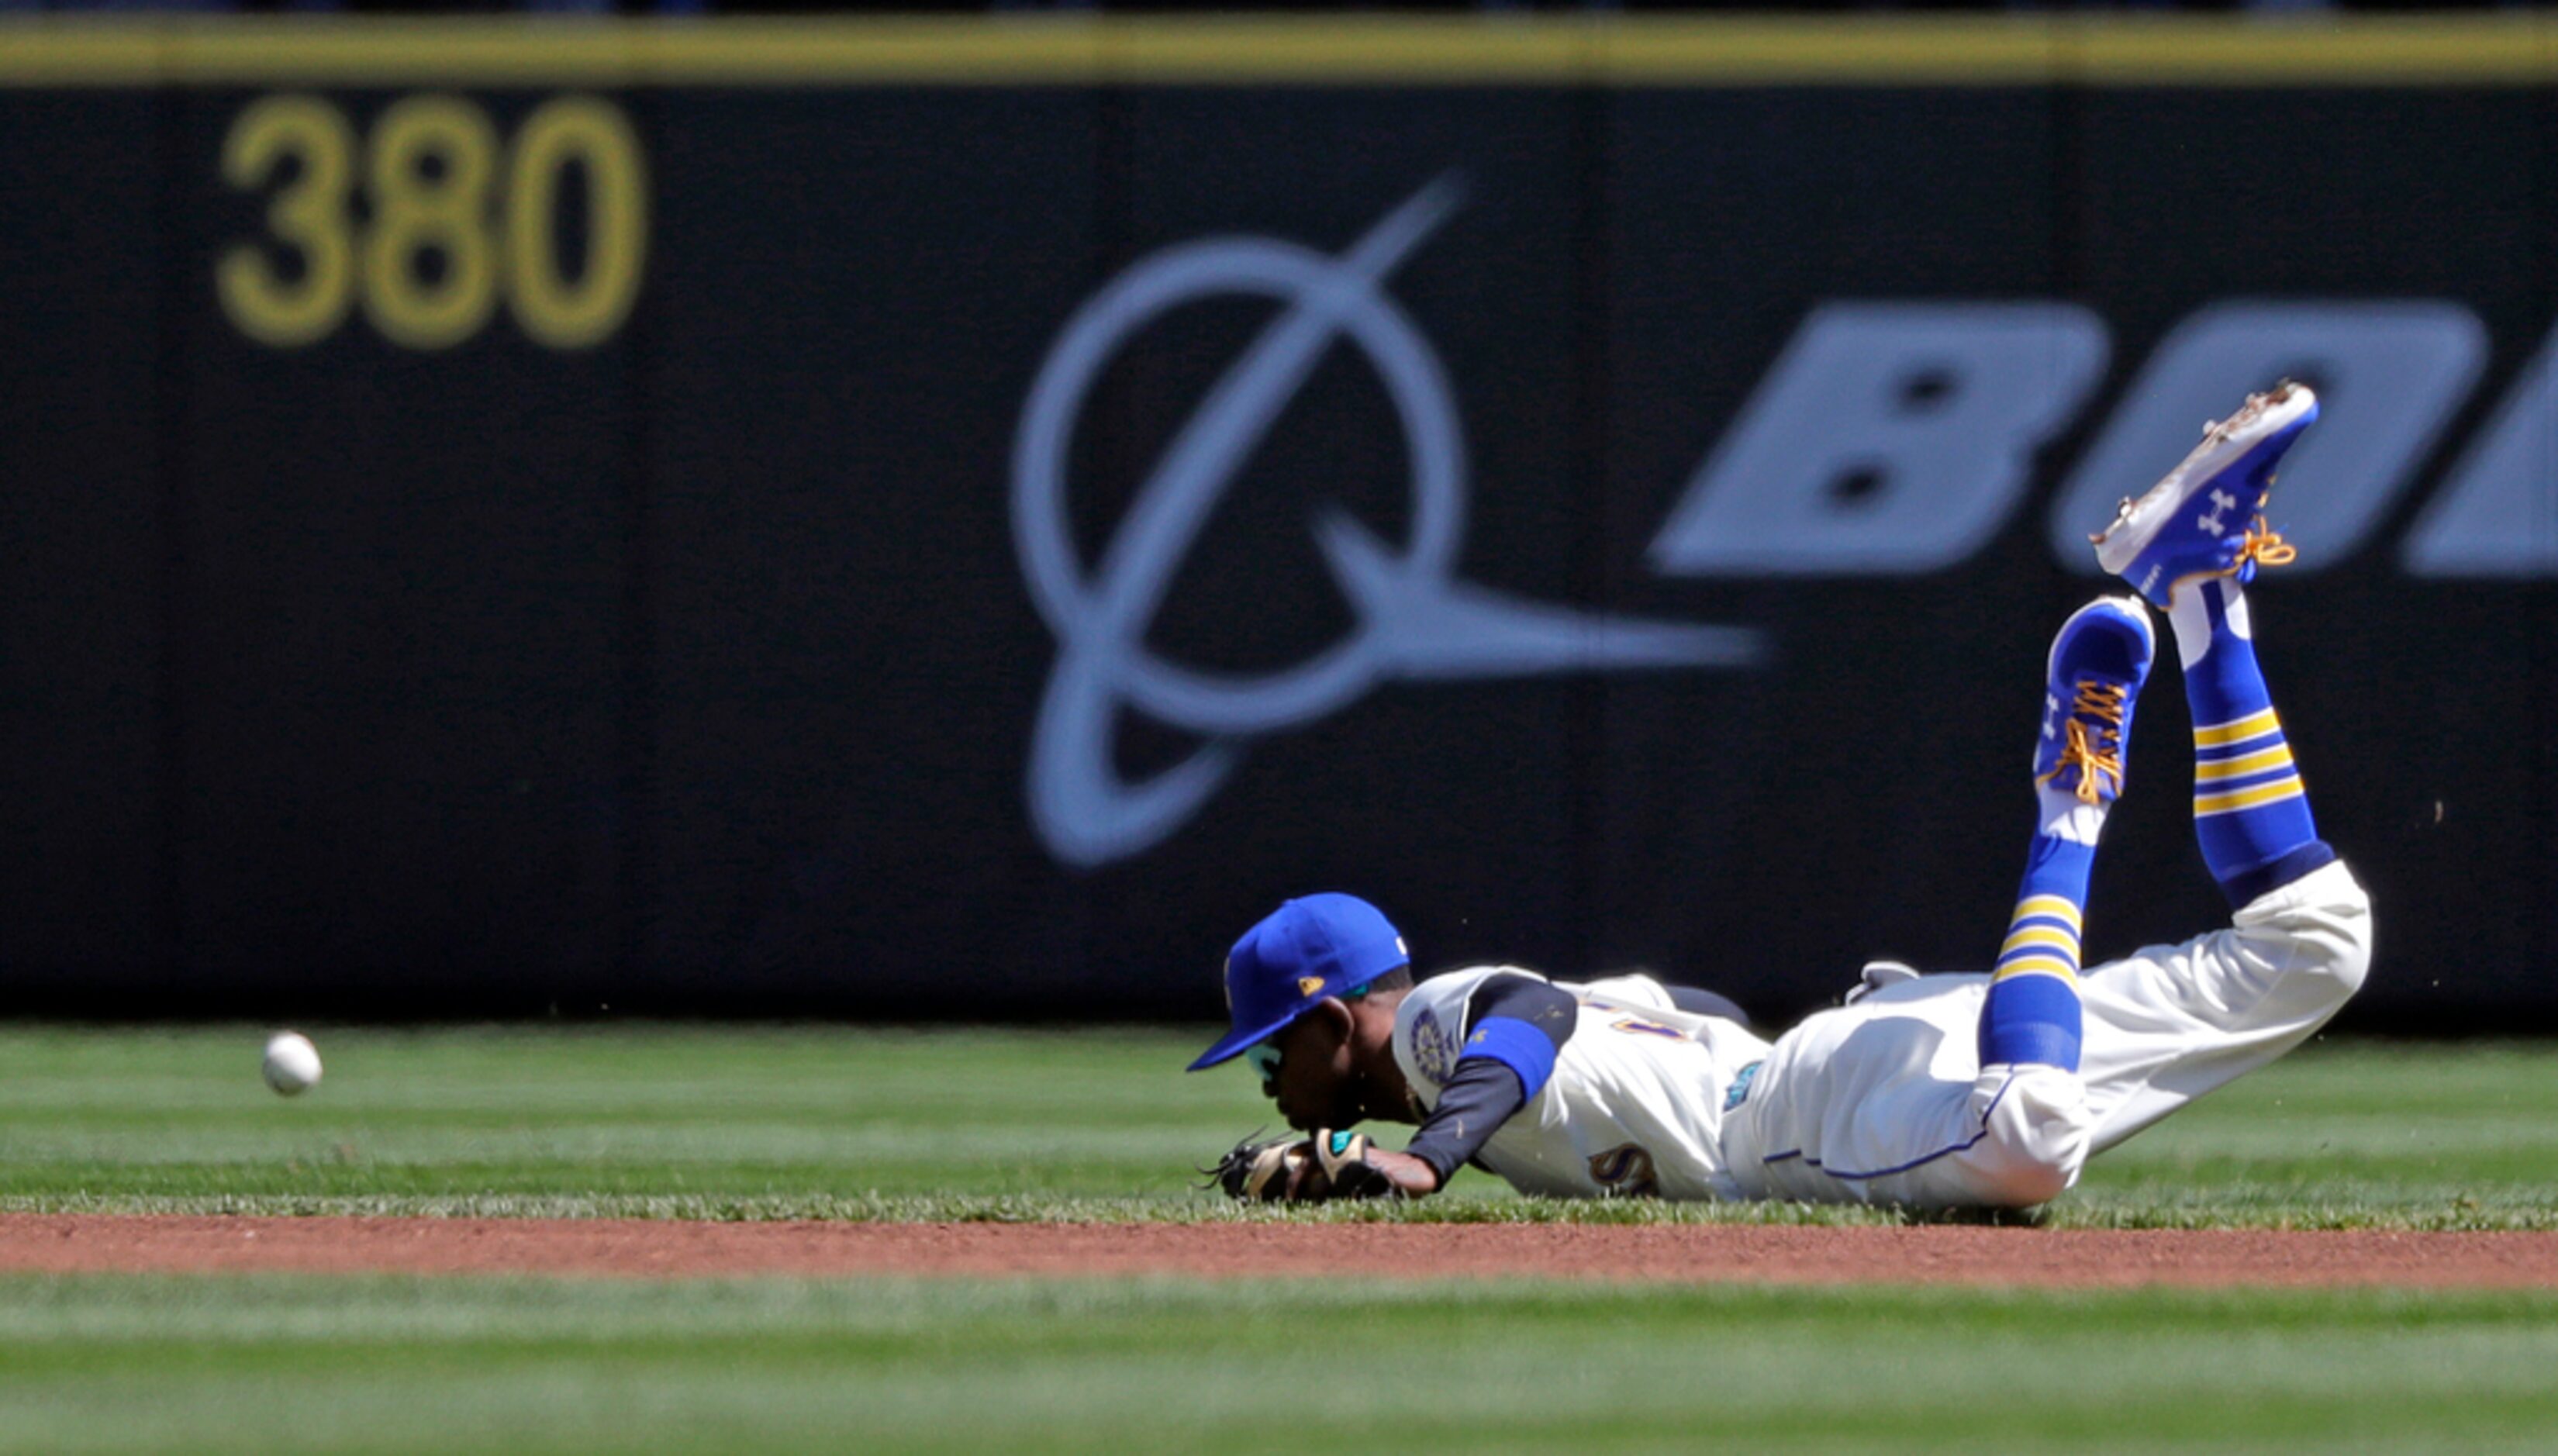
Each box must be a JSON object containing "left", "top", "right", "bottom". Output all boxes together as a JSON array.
[{"left": 5, "top": 1215, "right": 2556, "bottom": 1289}]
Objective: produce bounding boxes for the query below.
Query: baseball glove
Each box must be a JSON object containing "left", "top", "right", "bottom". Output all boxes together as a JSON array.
[{"left": 1208, "top": 1128, "right": 1400, "bottom": 1202}]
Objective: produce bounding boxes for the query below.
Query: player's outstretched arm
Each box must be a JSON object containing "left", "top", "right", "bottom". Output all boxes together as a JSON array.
[
  {"left": 1361, "top": 1145, "right": 1444, "bottom": 1196},
  {"left": 1392, "top": 975, "right": 1579, "bottom": 1192}
]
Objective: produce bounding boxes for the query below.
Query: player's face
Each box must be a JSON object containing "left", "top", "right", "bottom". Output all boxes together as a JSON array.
[{"left": 1256, "top": 1006, "right": 1363, "bottom": 1133}]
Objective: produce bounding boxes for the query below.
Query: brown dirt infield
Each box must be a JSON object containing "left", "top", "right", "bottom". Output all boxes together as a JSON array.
[{"left": 4, "top": 1215, "right": 2557, "bottom": 1288}]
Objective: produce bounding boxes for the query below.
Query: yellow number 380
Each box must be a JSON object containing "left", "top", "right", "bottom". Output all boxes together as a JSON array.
[{"left": 217, "top": 92, "right": 648, "bottom": 352}]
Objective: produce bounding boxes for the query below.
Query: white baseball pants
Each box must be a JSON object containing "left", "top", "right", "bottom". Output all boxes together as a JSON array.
[{"left": 1717, "top": 859, "right": 2373, "bottom": 1209}]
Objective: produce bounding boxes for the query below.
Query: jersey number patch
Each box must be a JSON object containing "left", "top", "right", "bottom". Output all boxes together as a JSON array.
[{"left": 1586, "top": 1143, "right": 1660, "bottom": 1198}]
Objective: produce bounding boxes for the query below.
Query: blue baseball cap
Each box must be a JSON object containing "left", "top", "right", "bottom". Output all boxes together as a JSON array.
[{"left": 1188, "top": 892, "right": 1410, "bottom": 1071}]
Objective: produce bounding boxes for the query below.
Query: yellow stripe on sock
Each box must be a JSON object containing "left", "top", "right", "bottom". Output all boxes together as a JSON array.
[
  {"left": 2194, "top": 776, "right": 2307, "bottom": 816},
  {"left": 2000, "top": 924, "right": 2081, "bottom": 958},
  {"left": 2194, "top": 744, "right": 2295, "bottom": 782},
  {"left": 1991, "top": 957, "right": 2077, "bottom": 983},
  {"left": 2011, "top": 895, "right": 2083, "bottom": 932},
  {"left": 2194, "top": 707, "right": 2282, "bottom": 749}
]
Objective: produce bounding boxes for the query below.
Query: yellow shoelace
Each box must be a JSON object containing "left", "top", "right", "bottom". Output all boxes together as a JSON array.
[
  {"left": 2039, "top": 680, "right": 2129, "bottom": 806},
  {"left": 2238, "top": 514, "right": 2296, "bottom": 571}
]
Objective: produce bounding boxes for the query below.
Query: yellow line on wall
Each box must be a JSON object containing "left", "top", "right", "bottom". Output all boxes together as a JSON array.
[{"left": 0, "top": 15, "right": 2550, "bottom": 88}]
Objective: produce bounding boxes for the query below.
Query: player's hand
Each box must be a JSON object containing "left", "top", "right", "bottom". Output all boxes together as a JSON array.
[{"left": 1208, "top": 1129, "right": 1405, "bottom": 1202}]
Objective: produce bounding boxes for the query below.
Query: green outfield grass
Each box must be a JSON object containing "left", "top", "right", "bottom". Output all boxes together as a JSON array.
[
  {"left": 0, "top": 1024, "right": 2549, "bottom": 1227},
  {"left": 5, "top": 1277, "right": 2558, "bottom": 1454},
  {"left": 0, "top": 1025, "right": 2553, "bottom": 1452}
]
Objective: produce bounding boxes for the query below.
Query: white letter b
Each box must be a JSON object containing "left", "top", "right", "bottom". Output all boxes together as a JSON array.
[{"left": 1648, "top": 302, "right": 2108, "bottom": 577}]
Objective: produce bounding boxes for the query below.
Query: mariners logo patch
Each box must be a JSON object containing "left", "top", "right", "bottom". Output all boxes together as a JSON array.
[
  {"left": 1410, "top": 1009, "right": 1458, "bottom": 1085},
  {"left": 1723, "top": 1059, "right": 1763, "bottom": 1113}
]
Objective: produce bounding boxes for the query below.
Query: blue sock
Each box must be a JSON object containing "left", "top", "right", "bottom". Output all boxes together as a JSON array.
[
  {"left": 1978, "top": 797, "right": 2097, "bottom": 1072},
  {"left": 2170, "top": 579, "right": 2327, "bottom": 906}
]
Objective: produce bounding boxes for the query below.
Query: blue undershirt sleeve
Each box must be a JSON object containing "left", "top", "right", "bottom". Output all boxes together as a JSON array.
[
  {"left": 1459, "top": 975, "right": 1576, "bottom": 1097},
  {"left": 1402, "top": 1059, "right": 1524, "bottom": 1186},
  {"left": 1460, "top": 1016, "right": 1559, "bottom": 1100},
  {"left": 1399, "top": 975, "right": 1579, "bottom": 1188}
]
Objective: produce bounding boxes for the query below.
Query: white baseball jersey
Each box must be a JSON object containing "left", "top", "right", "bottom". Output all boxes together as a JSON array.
[
  {"left": 1391, "top": 966, "right": 1774, "bottom": 1200},
  {"left": 1392, "top": 860, "right": 2371, "bottom": 1209}
]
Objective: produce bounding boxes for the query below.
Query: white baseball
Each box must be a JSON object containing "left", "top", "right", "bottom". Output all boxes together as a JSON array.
[{"left": 261, "top": 1031, "right": 323, "bottom": 1095}]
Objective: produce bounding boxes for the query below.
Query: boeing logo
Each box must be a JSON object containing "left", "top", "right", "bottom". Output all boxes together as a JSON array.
[
  {"left": 1017, "top": 180, "right": 2558, "bottom": 868},
  {"left": 1010, "top": 178, "right": 1766, "bottom": 868}
]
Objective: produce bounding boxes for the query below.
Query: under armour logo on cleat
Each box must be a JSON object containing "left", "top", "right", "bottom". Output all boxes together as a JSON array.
[{"left": 2196, "top": 488, "right": 2237, "bottom": 535}]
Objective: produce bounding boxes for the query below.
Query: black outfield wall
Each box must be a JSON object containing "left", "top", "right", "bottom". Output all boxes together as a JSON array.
[{"left": 2, "top": 17, "right": 2553, "bottom": 1026}]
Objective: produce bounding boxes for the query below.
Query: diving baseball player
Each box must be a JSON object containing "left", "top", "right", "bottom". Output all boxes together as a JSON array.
[{"left": 1194, "top": 381, "right": 2372, "bottom": 1209}]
